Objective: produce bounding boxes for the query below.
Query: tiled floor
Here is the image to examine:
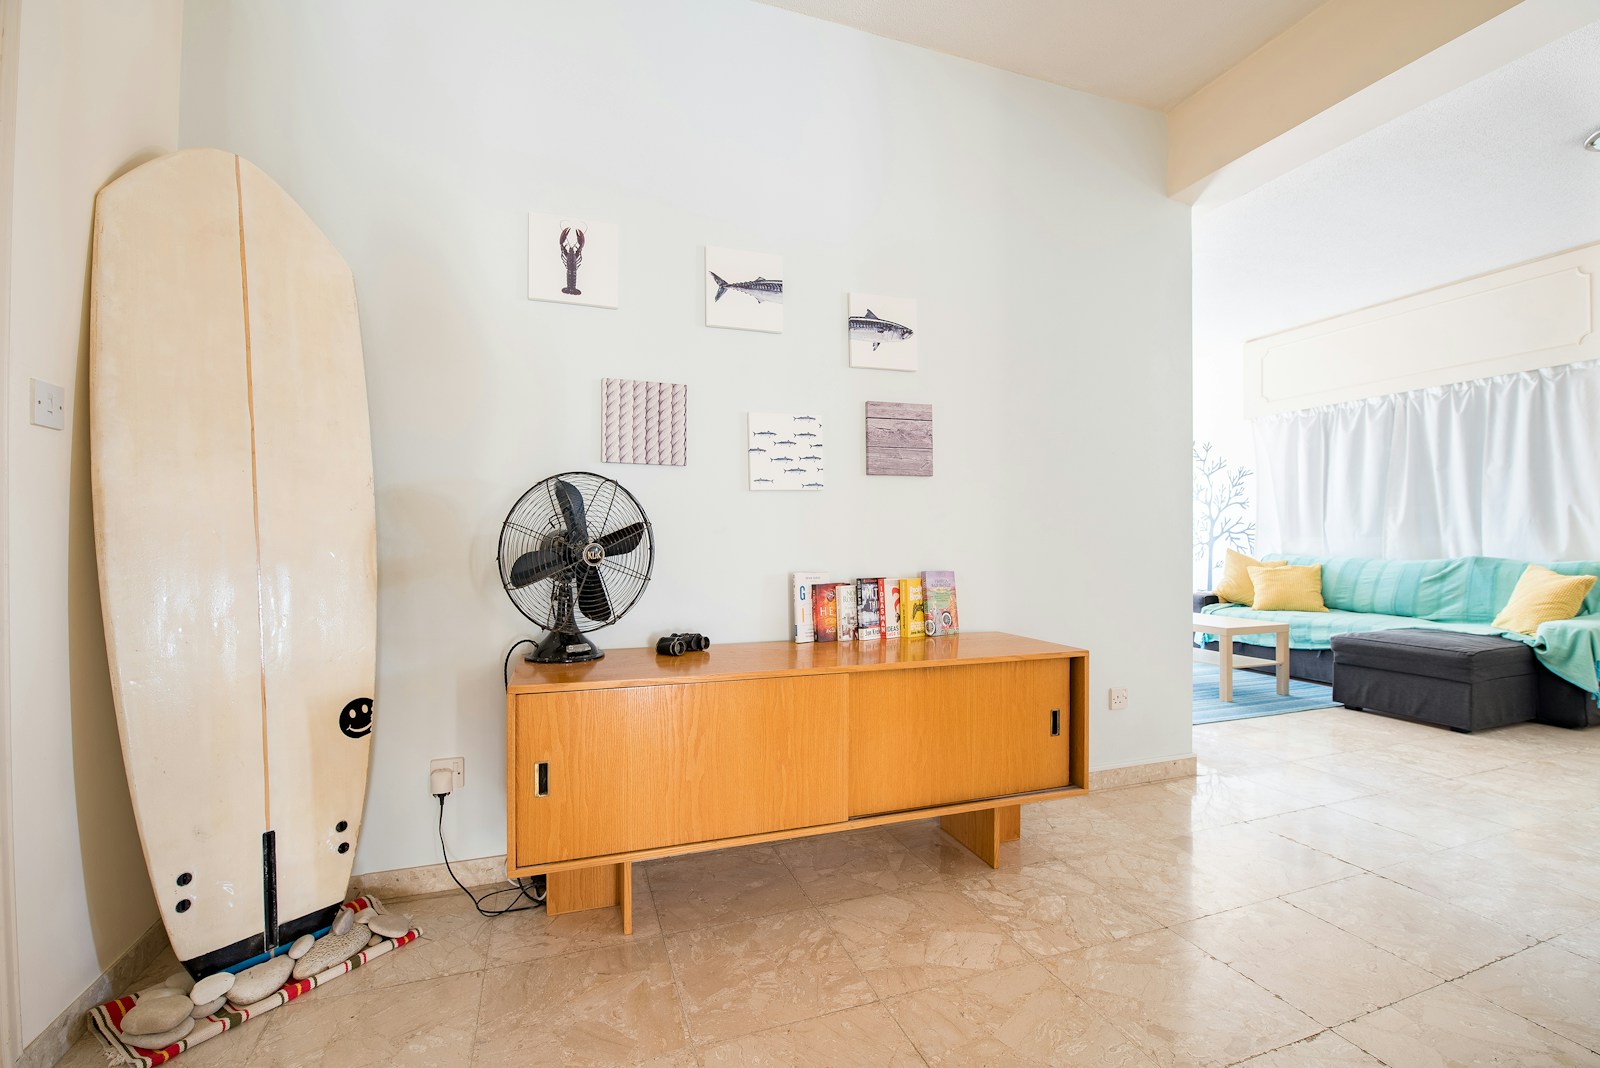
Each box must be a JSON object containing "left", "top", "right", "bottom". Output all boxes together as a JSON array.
[{"left": 57, "top": 707, "right": 1600, "bottom": 1067}]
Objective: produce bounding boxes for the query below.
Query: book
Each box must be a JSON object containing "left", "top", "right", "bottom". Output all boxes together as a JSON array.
[
  {"left": 884, "top": 580, "right": 901, "bottom": 640},
  {"left": 855, "top": 578, "right": 884, "bottom": 641},
  {"left": 921, "top": 570, "right": 958, "bottom": 636},
  {"left": 791, "top": 571, "right": 828, "bottom": 644},
  {"left": 836, "top": 582, "right": 856, "bottom": 643},
  {"left": 899, "top": 577, "right": 926, "bottom": 638},
  {"left": 811, "top": 582, "right": 842, "bottom": 642}
]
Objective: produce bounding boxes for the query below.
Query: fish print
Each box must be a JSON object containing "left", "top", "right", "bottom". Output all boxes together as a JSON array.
[
  {"left": 753, "top": 477, "right": 773, "bottom": 484},
  {"left": 775, "top": 439, "right": 796, "bottom": 446},
  {"left": 794, "top": 432, "right": 817, "bottom": 438},
  {"left": 754, "top": 430, "right": 777, "bottom": 437},
  {"left": 849, "top": 309, "right": 913, "bottom": 350},
  {"left": 709, "top": 272, "right": 783, "bottom": 304},
  {"left": 748, "top": 446, "right": 767, "bottom": 453},
  {"left": 784, "top": 467, "right": 806, "bottom": 474},
  {"left": 800, "top": 454, "right": 822, "bottom": 461},
  {"left": 794, "top": 415, "right": 818, "bottom": 422},
  {"left": 769, "top": 455, "right": 794, "bottom": 463},
  {"left": 802, "top": 482, "right": 823, "bottom": 489}
]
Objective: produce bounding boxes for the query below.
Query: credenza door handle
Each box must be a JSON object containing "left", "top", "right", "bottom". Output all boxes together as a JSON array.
[
  {"left": 536, "top": 761, "right": 550, "bottom": 797},
  {"left": 1050, "top": 709, "right": 1061, "bottom": 737}
]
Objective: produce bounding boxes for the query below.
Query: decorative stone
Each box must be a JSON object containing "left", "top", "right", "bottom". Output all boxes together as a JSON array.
[
  {"left": 132, "top": 983, "right": 188, "bottom": 1001},
  {"left": 368, "top": 913, "right": 411, "bottom": 940},
  {"left": 161, "top": 969, "right": 196, "bottom": 995},
  {"left": 353, "top": 908, "right": 377, "bottom": 925},
  {"left": 190, "top": 995, "right": 226, "bottom": 1019},
  {"left": 291, "top": 924, "right": 369, "bottom": 980},
  {"left": 123, "top": 1015, "right": 194, "bottom": 1050},
  {"left": 121, "top": 994, "right": 194, "bottom": 1037},
  {"left": 367, "top": 935, "right": 382, "bottom": 948},
  {"left": 228, "top": 954, "right": 293, "bottom": 1008},
  {"left": 189, "top": 971, "right": 233, "bottom": 1006},
  {"left": 330, "top": 908, "right": 355, "bottom": 937},
  {"left": 287, "top": 934, "right": 314, "bottom": 959}
]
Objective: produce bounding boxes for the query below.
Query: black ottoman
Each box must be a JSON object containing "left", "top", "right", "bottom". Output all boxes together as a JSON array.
[{"left": 1331, "top": 629, "right": 1538, "bottom": 733}]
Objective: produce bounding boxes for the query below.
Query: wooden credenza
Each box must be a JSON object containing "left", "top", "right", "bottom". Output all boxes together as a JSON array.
[{"left": 505, "top": 632, "right": 1088, "bottom": 931}]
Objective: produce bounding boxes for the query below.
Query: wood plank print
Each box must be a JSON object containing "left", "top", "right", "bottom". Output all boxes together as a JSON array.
[{"left": 865, "top": 401, "right": 932, "bottom": 477}]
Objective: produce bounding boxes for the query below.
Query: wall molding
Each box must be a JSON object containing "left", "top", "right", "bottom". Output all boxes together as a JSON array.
[
  {"left": 1244, "top": 241, "right": 1600, "bottom": 417},
  {"left": 16, "top": 921, "right": 166, "bottom": 1068}
]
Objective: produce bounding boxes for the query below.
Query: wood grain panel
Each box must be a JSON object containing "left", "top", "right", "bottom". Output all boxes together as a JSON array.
[
  {"left": 940, "top": 808, "right": 1000, "bottom": 868},
  {"left": 848, "top": 660, "right": 1071, "bottom": 816},
  {"left": 865, "top": 400, "right": 933, "bottom": 476},
  {"left": 514, "top": 675, "right": 848, "bottom": 865}
]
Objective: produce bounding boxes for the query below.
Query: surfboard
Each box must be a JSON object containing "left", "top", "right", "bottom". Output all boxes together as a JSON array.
[{"left": 89, "top": 148, "right": 376, "bottom": 977}]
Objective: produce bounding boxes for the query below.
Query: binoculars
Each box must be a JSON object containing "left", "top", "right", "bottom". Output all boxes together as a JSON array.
[{"left": 656, "top": 632, "right": 711, "bottom": 657}]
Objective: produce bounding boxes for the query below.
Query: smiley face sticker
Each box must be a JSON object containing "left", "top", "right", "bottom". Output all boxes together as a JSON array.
[{"left": 339, "top": 697, "right": 374, "bottom": 739}]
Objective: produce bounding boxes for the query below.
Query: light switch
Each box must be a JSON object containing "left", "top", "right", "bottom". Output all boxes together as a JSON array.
[{"left": 30, "top": 379, "right": 64, "bottom": 430}]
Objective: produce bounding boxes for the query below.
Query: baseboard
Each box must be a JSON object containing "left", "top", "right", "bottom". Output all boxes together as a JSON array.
[
  {"left": 348, "top": 853, "right": 511, "bottom": 902},
  {"left": 18, "top": 920, "right": 168, "bottom": 1068},
  {"left": 1088, "top": 755, "right": 1197, "bottom": 790}
]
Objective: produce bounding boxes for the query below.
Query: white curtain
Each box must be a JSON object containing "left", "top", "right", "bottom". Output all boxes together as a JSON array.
[{"left": 1253, "top": 359, "right": 1600, "bottom": 560}]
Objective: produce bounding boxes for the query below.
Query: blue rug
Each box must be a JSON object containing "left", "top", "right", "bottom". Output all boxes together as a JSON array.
[{"left": 1193, "top": 662, "right": 1337, "bottom": 725}]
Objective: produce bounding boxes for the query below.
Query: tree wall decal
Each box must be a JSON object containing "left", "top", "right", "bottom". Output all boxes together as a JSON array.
[{"left": 1194, "top": 442, "right": 1255, "bottom": 588}]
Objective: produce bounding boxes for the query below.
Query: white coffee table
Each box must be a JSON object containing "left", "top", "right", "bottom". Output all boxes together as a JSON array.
[{"left": 1192, "top": 612, "right": 1290, "bottom": 702}]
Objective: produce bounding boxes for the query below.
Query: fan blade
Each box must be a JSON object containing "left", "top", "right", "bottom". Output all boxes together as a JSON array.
[
  {"left": 597, "top": 521, "right": 646, "bottom": 556},
  {"left": 508, "top": 547, "right": 567, "bottom": 588},
  {"left": 577, "top": 569, "right": 614, "bottom": 623},
  {"left": 553, "top": 479, "right": 590, "bottom": 542}
]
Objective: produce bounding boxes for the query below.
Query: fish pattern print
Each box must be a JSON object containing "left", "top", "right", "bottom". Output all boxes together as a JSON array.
[{"left": 748, "top": 412, "right": 824, "bottom": 491}]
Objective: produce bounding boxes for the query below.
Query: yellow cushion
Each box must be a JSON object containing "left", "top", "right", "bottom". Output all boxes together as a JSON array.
[
  {"left": 1215, "top": 549, "right": 1286, "bottom": 606},
  {"left": 1249, "top": 564, "right": 1328, "bottom": 612},
  {"left": 1492, "top": 564, "right": 1596, "bottom": 635}
]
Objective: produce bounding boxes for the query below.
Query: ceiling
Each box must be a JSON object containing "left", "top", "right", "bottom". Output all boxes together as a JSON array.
[{"left": 754, "top": 0, "right": 1326, "bottom": 110}]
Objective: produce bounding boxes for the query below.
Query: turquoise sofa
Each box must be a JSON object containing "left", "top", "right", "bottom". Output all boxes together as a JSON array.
[{"left": 1197, "top": 555, "right": 1600, "bottom": 707}]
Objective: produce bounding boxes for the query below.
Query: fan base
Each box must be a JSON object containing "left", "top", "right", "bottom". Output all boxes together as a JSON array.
[{"left": 526, "top": 629, "right": 605, "bottom": 664}]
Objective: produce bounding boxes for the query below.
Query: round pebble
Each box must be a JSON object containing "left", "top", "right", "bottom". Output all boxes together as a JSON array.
[
  {"left": 367, "top": 913, "right": 411, "bottom": 940},
  {"left": 121, "top": 994, "right": 193, "bottom": 1037},
  {"left": 160, "top": 969, "right": 195, "bottom": 995},
  {"left": 291, "top": 924, "right": 369, "bottom": 980},
  {"left": 190, "top": 995, "right": 226, "bottom": 1019},
  {"left": 228, "top": 954, "right": 293, "bottom": 1008},
  {"left": 124, "top": 1015, "right": 193, "bottom": 1050},
  {"left": 189, "top": 971, "right": 233, "bottom": 1006},
  {"left": 353, "top": 908, "right": 377, "bottom": 925},
  {"left": 287, "top": 934, "right": 314, "bottom": 960},
  {"left": 367, "top": 935, "right": 382, "bottom": 948},
  {"left": 330, "top": 908, "right": 355, "bottom": 937}
]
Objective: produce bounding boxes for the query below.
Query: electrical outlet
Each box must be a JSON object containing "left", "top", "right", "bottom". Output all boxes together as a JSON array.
[
  {"left": 31, "top": 379, "right": 64, "bottom": 430},
  {"left": 1108, "top": 687, "right": 1129, "bottom": 711},
  {"left": 430, "top": 757, "right": 465, "bottom": 794}
]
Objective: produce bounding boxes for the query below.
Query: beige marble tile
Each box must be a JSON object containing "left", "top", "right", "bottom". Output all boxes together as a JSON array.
[
  {"left": 1329, "top": 793, "right": 1509, "bottom": 848},
  {"left": 1231, "top": 761, "right": 1379, "bottom": 804},
  {"left": 1552, "top": 919, "right": 1600, "bottom": 963},
  {"left": 1456, "top": 943, "right": 1600, "bottom": 1053},
  {"left": 1293, "top": 751, "right": 1448, "bottom": 793},
  {"left": 313, "top": 888, "right": 492, "bottom": 1001},
  {"left": 1183, "top": 822, "right": 1362, "bottom": 901},
  {"left": 1285, "top": 873, "right": 1534, "bottom": 979},
  {"left": 1089, "top": 756, "right": 1197, "bottom": 790},
  {"left": 1174, "top": 899, "right": 1438, "bottom": 1025},
  {"left": 472, "top": 939, "right": 689, "bottom": 1067},
  {"left": 885, "top": 819, "right": 1009, "bottom": 879},
  {"left": 56, "top": 1022, "right": 268, "bottom": 1068},
  {"left": 887, "top": 962, "right": 1156, "bottom": 1067},
  {"left": 1248, "top": 805, "right": 1441, "bottom": 871},
  {"left": 1453, "top": 759, "right": 1600, "bottom": 807},
  {"left": 1379, "top": 739, "right": 1524, "bottom": 779},
  {"left": 666, "top": 907, "right": 872, "bottom": 1043},
  {"left": 698, "top": 1004, "right": 922, "bottom": 1067},
  {"left": 1457, "top": 827, "right": 1600, "bottom": 894},
  {"left": 1052, "top": 834, "right": 1265, "bottom": 927},
  {"left": 1380, "top": 845, "right": 1600, "bottom": 940},
  {"left": 1336, "top": 982, "right": 1600, "bottom": 1067},
  {"left": 646, "top": 846, "right": 810, "bottom": 934},
  {"left": 954, "top": 860, "right": 1164, "bottom": 956},
  {"left": 822, "top": 886, "right": 1029, "bottom": 998},
  {"left": 246, "top": 969, "right": 481, "bottom": 1068},
  {"left": 483, "top": 866, "right": 661, "bottom": 969},
  {"left": 774, "top": 827, "right": 940, "bottom": 905},
  {"left": 1233, "top": 1031, "right": 1386, "bottom": 1066},
  {"left": 1046, "top": 929, "right": 1320, "bottom": 1067}
]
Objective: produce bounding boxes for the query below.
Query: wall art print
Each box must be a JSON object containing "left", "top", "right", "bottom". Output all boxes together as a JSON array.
[
  {"left": 602, "top": 379, "right": 687, "bottom": 466},
  {"left": 748, "top": 413, "right": 824, "bottom": 491},
  {"left": 865, "top": 401, "right": 932, "bottom": 476},
  {"left": 528, "top": 213, "right": 619, "bottom": 309},
  {"left": 1193, "top": 441, "right": 1255, "bottom": 588},
  {"left": 848, "top": 293, "right": 917, "bottom": 371},
  {"left": 706, "top": 246, "right": 782, "bottom": 333}
]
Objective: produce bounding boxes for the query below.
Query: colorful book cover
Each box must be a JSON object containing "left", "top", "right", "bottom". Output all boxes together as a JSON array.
[
  {"left": 921, "top": 570, "right": 958, "bottom": 636},
  {"left": 899, "top": 577, "right": 926, "bottom": 638},
  {"left": 884, "top": 580, "right": 901, "bottom": 640},
  {"left": 812, "top": 582, "right": 841, "bottom": 642},
  {"left": 855, "top": 578, "right": 884, "bottom": 641},
  {"left": 836, "top": 582, "right": 856, "bottom": 643},
  {"left": 791, "top": 571, "right": 828, "bottom": 644}
]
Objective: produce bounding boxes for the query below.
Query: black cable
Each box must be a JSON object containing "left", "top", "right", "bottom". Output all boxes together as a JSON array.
[
  {"left": 436, "top": 794, "right": 544, "bottom": 916},
  {"left": 504, "top": 638, "right": 538, "bottom": 687}
]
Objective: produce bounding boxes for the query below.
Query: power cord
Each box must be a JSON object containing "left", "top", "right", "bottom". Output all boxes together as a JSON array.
[
  {"left": 436, "top": 792, "right": 545, "bottom": 916},
  {"left": 504, "top": 638, "right": 537, "bottom": 687}
]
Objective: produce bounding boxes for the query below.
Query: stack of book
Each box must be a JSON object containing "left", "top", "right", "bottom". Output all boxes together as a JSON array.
[{"left": 790, "top": 571, "right": 959, "bottom": 644}]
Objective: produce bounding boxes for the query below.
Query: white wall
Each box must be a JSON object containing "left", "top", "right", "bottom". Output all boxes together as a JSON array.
[
  {"left": 179, "top": 0, "right": 1192, "bottom": 878},
  {"left": 4, "top": 0, "right": 182, "bottom": 1044},
  {"left": 1193, "top": 18, "right": 1600, "bottom": 584}
]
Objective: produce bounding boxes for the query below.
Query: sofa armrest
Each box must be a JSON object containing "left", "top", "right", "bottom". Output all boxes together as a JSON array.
[{"left": 1193, "top": 591, "right": 1221, "bottom": 612}]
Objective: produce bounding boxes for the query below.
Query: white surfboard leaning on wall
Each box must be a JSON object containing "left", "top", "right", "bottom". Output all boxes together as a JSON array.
[{"left": 89, "top": 148, "right": 376, "bottom": 976}]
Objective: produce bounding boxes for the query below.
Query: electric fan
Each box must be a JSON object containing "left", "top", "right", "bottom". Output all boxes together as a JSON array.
[{"left": 497, "top": 472, "right": 655, "bottom": 663}]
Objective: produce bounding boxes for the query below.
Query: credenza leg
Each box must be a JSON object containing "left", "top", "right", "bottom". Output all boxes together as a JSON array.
[
  {"left": 940, "top": 807, "right": 1001, "bottom": 868},
  {"left": 546, "top": 861, "right": 634, "bottom": 933},
  {"left": 997, "top": 805, "right": 1021, "bottom": 843}
]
